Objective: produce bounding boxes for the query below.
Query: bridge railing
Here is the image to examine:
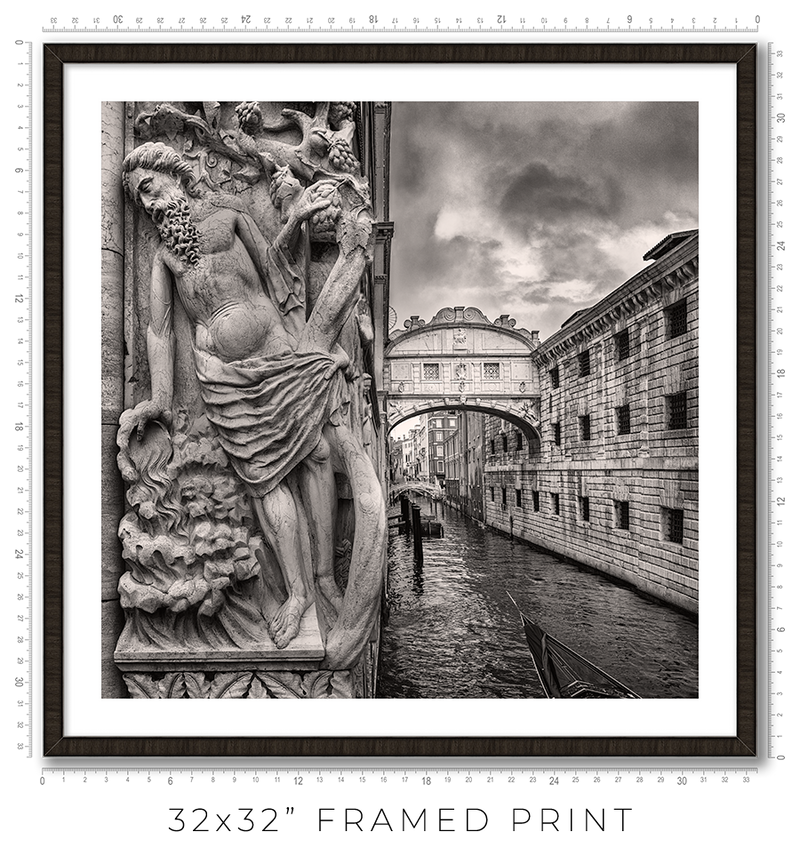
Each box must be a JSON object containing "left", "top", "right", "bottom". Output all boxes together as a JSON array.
[{"left": 388, "top": 481, "right": 445, "bottom": 502}]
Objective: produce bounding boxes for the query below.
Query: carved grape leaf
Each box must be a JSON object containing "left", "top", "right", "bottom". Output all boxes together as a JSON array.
[
  {"left": 122, "top": 673, "right": 160, "bottom": 699},
  {"left": 157, "top": 673, "right": 187, "bottom": 699},
  {"left": 255, "top": 673, "right": 304, "bottom": 699},
  {"left": 184, "top": 672, "right": 211, "bottom": 699},
  {"left": 306, "top": 671, "right": 333, "bottom": 699},
  {"left": 203, "top": 101, "right": 221, "bottom": 132},
  {"left": 160, "top": 112, "right": 183, "bottom": 143},
  {"left": 247, "top": 677, "right": 269, "bottom": 699},
  {"left": 338, "top": 207, "right": 373, "bottom": 255},
  {"left": 209, "top": 672, "right": 254, "bottom": 699},
  {"left": 305, "top": 671, "right": 353, "bottom": 699}
]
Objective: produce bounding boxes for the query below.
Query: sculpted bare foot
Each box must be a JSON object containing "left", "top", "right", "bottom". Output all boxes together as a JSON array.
[{"left": 269, "top": 596, "right": 305, "bottom": 648}]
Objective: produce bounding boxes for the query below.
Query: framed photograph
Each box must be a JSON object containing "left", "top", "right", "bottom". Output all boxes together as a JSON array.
[{"left": 44, "top": 43, "right": 755, "bottom": 756}]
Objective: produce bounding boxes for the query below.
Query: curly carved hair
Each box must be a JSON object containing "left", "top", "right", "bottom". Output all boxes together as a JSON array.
[{"left": 122, "top": 142, "right": 196, "bottom": 203}]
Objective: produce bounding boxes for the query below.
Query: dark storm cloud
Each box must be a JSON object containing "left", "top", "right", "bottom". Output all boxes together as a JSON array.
[
  {"left": 576, "top": 103, "right": 699, "bottom": 229},
  {"left": 394, "top": 230, "right": 508, "bottom": 293},
  {"left": 499, "top": 162, "right": 625, "bottom": 230},
  {"left": 540, "top": 230, "right": 627, "bottom": 289},
  {"left": 390, "top": 113, "right": 431, "bottom": 196},
  {"left": 589, "top": 103, "right": 698, "bottom": 183}
]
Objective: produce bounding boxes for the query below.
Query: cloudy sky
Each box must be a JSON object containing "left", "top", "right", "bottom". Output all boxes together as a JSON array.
[{"left": 388, "top": 102, "right": 698, "bottom": 343}]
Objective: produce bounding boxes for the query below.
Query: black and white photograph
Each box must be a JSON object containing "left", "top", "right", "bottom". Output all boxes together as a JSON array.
[{"left": 45, "top": 46, "right": 756, "bottom": 755}]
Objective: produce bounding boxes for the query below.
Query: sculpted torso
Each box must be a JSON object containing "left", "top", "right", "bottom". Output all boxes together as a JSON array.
[{"left": 161, "top": 208, "right": 297, "bottom": 363}]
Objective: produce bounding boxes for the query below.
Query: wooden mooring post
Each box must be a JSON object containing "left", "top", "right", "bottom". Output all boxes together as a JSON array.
[
  {"left": 411, "top": 503, "right": 423, "bottom": 563},
  {"left": 400, "top": 494, "right": 411, "bottom": 535}
]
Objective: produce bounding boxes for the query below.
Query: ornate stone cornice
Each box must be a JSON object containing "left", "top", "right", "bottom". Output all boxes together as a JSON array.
[
  {"left": 534, "top": 234, "right": 698, "bottom": 367},
  {"left": 391, "top": 306, "right": 538, "bottom": 348}
]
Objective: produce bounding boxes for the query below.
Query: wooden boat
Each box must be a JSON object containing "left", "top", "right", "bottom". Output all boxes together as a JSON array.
[{"left": 507, "top": 593, "right": 640, "bottom": 699}]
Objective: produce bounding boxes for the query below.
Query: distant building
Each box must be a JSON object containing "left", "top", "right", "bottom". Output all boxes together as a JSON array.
[
  {"left": 411, "top": 416, "right": 428, "bottom": 481},
  {"left": 426, "top": 410, "right": 459, "bottom": 485}
]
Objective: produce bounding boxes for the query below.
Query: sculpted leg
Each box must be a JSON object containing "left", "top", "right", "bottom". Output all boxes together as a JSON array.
[
  {"left": 298, "top": 430, "right": 343, "bottom": 620},
  {"left": 252, "top": 482, "right": 312, "bottom": 649}
]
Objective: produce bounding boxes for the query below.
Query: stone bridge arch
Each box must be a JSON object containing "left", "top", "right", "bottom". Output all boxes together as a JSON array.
[{"left": 383, "top": 307, "right": 542, "bottom": 444}]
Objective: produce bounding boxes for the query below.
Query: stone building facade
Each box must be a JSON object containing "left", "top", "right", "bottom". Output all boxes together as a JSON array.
[
  {"left": 456, "top": 230, "right": 699, "bottom": 612},
  {"left": 427, "top": 410, "right": 459, "bottom": 484},
  {"left": 443, "top": 412, "right": 486, "bottom": 523}
]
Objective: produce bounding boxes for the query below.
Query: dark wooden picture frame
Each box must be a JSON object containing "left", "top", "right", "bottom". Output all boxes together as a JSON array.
[{"left": 43, "top": 43, "right": 755, "bottom": 757}]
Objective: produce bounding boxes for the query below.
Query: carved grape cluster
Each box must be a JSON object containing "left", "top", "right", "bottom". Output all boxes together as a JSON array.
[
  {"left": 234, "top": 100, "right": 263, "bottom": 135},
  {"left": 267, "top": 165, "right": 302, "bottom": 213},
  {"left": 307, "top": 180, "right": 342, "bottom": 231},
  {"left": 329, "top": 101, "right": 356, "bottom": 128},
  {"left": 328, "top": 139, "right": 358, "bottom": 174}
]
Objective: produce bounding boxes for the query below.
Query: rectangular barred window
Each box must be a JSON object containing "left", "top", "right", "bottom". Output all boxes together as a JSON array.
[
  {"left": 666, "top": 299, "right": 688, "bottom": 339},
  {"left": 483, "top": 362, "right": 501, "bottom": 380},
  {"left": 516, "top": 488, "right": 522, "bottom": 508},
  {"left": 580, "top": 414, "right": 591, "bottom": 441},
  {"left": 617, "top": 404, "right": 631, "bottom": 435},
  {"left": 533, "top": 490, "right": 540, "bottom": 512},
  {"left": 580, "top": 496, "right": 590, "bottom": 522},
  {"left": 615, "top": 328, "right": 630, "bottom": 361},
  {"left": 490, "top": 438, "right": 496, "bottom": 455},
  {"left": 423, "top": 363, "right": 440, "bottom": 381},
  {"left": 501, "top": 488, "right": 507, "bottom": 508},
  {"left": 502, "top": 434, "right": 508, "bottom": 452},
  {"left": 667, "top": 391, "right": 688, "bottom": 429},
  {"left": 663, "top": 508, "right": 684, "bottom": 544},
  {"left": 516, "top": 431, "right": 523, "bottom": 450},
  {"left": 549, "top": 366, "right": 560, "bottom": 389},
  {"left": 615, "top": 500, "right": 630, "bottom": 530},
  {"left": 553, "top": 421, "right": 561, "bottom": 446},
  {"left": 552, "top": 493, "right": 560, "bottom": 516},
  {"left": 578, "top": 350, "right": 591, "bottom": 377},
  {"left": 490, "top": 487, "right": 495, "bottom": 502}
]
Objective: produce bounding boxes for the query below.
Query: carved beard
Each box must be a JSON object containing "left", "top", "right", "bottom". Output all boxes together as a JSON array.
[{"left": 151, "top": 193, "right": 201, "bottom": 266}]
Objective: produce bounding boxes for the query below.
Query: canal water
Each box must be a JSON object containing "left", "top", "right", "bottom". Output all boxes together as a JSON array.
[{"left": 377, "top": 498, "right": 698, "bottom": 699}]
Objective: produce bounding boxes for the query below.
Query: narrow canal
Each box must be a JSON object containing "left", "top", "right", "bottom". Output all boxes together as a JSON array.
[{"left": 377, "top": 497, "right": 698, "bottom": 699}]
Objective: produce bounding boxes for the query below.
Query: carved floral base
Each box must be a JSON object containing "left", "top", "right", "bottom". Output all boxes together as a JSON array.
[
  {"left": 120, "top": 643, "right": 375, "bottom": 698},
  {"left": 122, "top": 665, "right": 367, "bottom": 699}
]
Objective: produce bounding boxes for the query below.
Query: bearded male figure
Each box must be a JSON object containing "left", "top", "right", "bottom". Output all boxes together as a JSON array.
[{"left": 117, "top": 141, "right": 384, "bottom": 663}]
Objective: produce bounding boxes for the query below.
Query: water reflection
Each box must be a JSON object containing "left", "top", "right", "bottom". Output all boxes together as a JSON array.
[{"left": 378, "top": 498, "right": 698, "bottom": 699}]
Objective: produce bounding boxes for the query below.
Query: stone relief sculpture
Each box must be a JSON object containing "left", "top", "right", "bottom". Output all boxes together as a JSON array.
[{"left": 113, "top": 102, "right": 386, "bottom": 697}]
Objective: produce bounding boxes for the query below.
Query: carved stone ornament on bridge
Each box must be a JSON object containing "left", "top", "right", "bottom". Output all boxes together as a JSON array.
[{"left": 114, "top": 102, "right": 386, "bottom": 692}]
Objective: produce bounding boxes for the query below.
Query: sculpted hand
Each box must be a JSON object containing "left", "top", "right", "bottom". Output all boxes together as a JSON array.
[
  {"left": 116, "top": 400, "right": 172, "bottom": 483},
  {"left": 291, "top": 180, "right": 340, "bottom": 223},
  {"left": 130, "top": 399, "right": 172, "bottom": 440},
  {"left": 324, "top": 345, "right": 352, "bottom": 381},
  {"left": 355, "top": 303, "right": 375, "bottom": 345}
]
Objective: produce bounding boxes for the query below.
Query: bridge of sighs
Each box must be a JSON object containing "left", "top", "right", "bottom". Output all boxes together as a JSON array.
[{"left": 382, "top": 307, "right": 542, "bottom": 444}]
